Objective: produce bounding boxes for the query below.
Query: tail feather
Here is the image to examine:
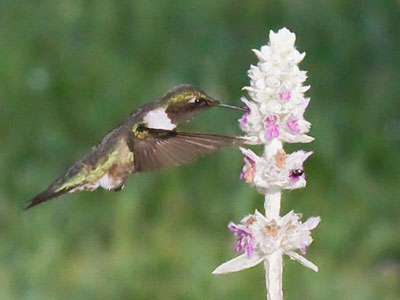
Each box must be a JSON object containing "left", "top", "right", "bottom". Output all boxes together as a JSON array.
[
  {"left": 24, "top": 187, "right": 72, "bottom": 210},
  {"left": 25, "top": 160, "right": 88, "bottom": 210}
]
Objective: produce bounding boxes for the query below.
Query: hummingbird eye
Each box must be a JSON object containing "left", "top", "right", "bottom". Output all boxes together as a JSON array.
[{"left": 189, "top": 97, "right": 207, "bottom": 105}]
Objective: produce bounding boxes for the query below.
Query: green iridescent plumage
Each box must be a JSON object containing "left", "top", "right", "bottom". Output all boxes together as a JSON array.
[
  {"left": 25, "top": 84, "right": 244, "bottom": 210},
  {"left": 56, "top": 139, "right": 134, "bottom": 192}
]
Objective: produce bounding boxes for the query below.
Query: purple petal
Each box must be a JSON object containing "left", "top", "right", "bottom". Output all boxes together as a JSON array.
[
  {"left": 286, "top": 118, "right": 301, "bottom": 134},
  {"left": 239, "top": 112, "right": 249, "bottom": 128},
  {"left": 240, "top": 98, "right": 252, "bottom": 112},
  {"left": 279, "top": 89, "right": 291, "bottom": 101},
  {"left": 265, "top": 125, "right": 279, "bottom": 140},
  {"left": 265, "top": 115, "right": 280, "bottom": 140},
  {"left": 228, "top": 222, "right": 255, "bottom": 258},
  {"left": 238, "top": 98, "right": 252, "bottom": 129},
  {"left": 243, "top": 153, "right": 255, "bottom": 165}
]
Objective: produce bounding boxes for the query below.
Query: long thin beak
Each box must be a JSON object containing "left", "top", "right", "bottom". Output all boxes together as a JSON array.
[{"left": 218, "top": 102, "right": 247, "bottom": 111}]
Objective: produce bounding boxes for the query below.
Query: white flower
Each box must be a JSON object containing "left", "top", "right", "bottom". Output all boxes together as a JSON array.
[
  {"left": 215, "top": 28, "right": 319, "bottom": 299},
  {"left": 238, "top": 97, "right": 263, "bottom": 139},
  {"left": 239, "top": 27, "right": 313, "bottom": 144},
  {"left": 239, "top": 147, "right": 312, "bottom": 193},
  {"left": 213, "top": 210, "right": 320, "bottom": 274}
]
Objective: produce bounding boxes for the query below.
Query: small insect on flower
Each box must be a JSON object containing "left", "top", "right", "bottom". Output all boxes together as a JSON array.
[
  {"left": 239, "top": 147, "right": 312, "bottom": 192},
  {"left": 214, "top": 28, "right": 319, "bottom": 300},
  {"left": 289, "top": 169, "right": 304, "bottom": 182}
]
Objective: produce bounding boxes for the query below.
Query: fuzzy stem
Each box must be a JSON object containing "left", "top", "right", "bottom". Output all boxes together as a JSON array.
[
  {"left": 264, "top": 251, "right": 283, "bottom": 300},
  {"left": 264, "top": 191, "right": 283, "bottom": 300},
  {"left": 264, "top": 190, "right": 281, "bottom": 220}
]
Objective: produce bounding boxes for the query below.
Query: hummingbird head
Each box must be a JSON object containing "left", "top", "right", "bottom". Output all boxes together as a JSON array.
[{"left": 163, "top": 84, "right": 244, "bottom": 124}]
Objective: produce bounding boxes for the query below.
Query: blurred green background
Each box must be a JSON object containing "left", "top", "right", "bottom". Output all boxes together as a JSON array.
[{"left": 1, "top": 0, "right": 400, "bottom": 299}]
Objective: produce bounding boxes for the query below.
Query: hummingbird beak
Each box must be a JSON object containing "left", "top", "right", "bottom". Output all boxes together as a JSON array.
[
  {"left": 218, "top": 102, "right": 247, "bottom": 111},
  {"left": 206, "top": 97, "right": 247, "bottom": 111}
]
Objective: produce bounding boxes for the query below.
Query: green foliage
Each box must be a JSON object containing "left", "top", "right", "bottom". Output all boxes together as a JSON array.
[{"left": 1, "top": 0, "right": 399, "bottom": 299}]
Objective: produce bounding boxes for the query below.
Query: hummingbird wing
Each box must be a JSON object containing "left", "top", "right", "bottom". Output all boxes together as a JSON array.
[{"left": 129, "top": 126, "right": 242, "bottom": 172}]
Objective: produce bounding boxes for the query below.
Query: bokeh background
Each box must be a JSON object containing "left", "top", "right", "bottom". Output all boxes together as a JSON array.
[{"left": 1, "top": 1, "right": 400, "bottom": 299}]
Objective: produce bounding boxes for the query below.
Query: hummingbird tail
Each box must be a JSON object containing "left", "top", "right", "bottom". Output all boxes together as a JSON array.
[
  {"left": 24, "top": 187, "right": 71, "bottom": 210},
  {"left": 24, "top": 159, "right": 90, "bottom": 210}
]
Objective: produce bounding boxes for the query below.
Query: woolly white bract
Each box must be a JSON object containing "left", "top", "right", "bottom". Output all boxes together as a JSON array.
[
  {"left": 214, "top": 28, "right": 320, "bottom": 300},
  {"left": 239, "top": 28, "right": 313, "bottom": 145},
  {"left": 213, "top": 211, "right": 320, "bottom": 274},
  {"left": 240, "top": 147, "right": 312, "bottom": 193}
]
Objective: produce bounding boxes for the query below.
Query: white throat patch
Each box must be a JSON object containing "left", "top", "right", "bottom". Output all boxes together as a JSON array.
[{"left": 143, "top": 107, "right": 176, "bottom": 130}]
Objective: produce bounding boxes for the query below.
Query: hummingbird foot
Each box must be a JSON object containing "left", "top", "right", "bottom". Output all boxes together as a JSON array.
[{"left": 113, "top": 185, "right": 125, "bottom": 192}]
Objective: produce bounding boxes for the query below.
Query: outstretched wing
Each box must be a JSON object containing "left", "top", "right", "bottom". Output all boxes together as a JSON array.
[{"left": 129, "top": 126, "right": 242, "bottom": 172}]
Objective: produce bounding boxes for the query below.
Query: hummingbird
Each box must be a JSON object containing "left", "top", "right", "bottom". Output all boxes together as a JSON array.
[{"left": 25, "top": 84, "right": 245, "bottom": 209}]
